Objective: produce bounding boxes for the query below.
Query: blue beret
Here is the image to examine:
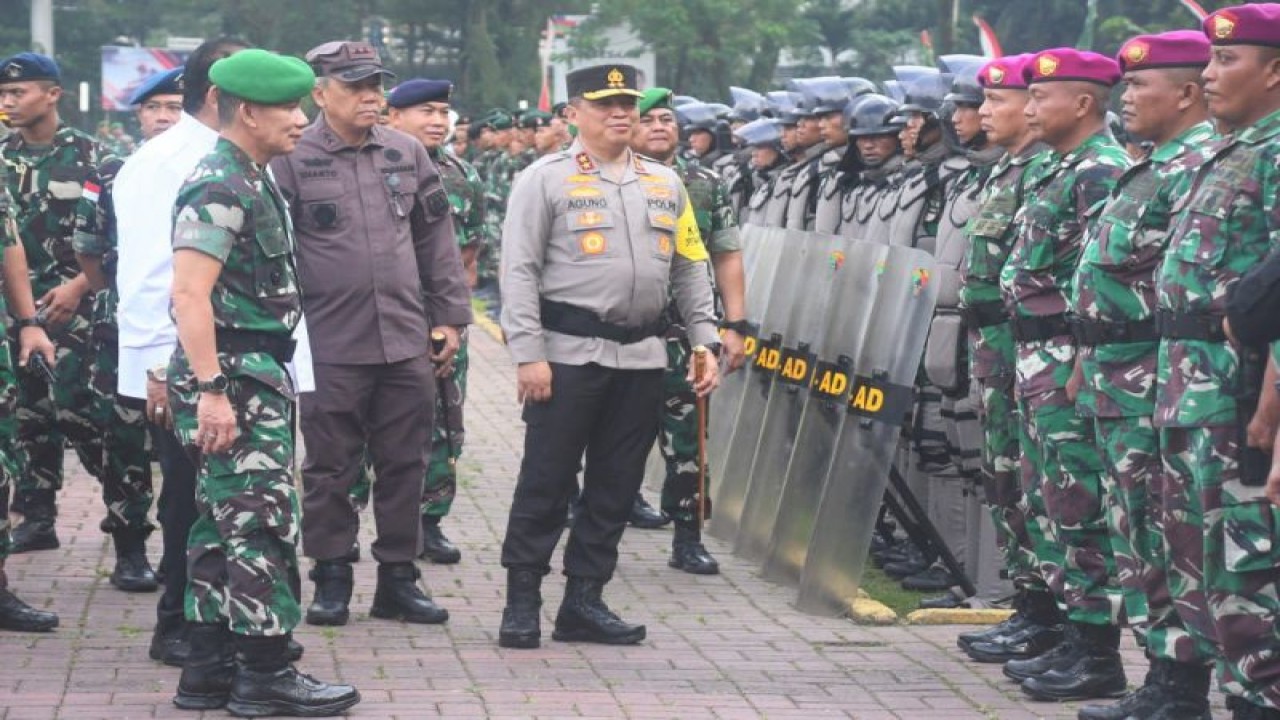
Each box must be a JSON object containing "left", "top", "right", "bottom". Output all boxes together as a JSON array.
[
  {"left": 386, "top": 79, "right": 452, "bottom": 109},
  {"left": 130, "top": 67, "right": 185, "bottom": 106},
  {"left": 0, "top": 52, "right": 60, "bottom": 85}
]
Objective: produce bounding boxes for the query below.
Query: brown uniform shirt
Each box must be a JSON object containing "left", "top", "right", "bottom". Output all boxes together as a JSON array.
[{"left": 272, "top": 115, "right": 472, "bottom": 365}]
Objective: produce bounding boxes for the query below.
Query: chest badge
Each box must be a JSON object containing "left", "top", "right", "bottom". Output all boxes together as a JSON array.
[{"left": 580, "top": 231, "right": 607, "bottom": 255}]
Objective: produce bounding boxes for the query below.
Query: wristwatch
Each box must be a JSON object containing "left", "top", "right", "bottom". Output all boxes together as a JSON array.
[
  {"left": 197, "top": 373, "right": 229, "bottom": 394},
  {"left": 13, "top": 316, "right": 41, "bottom": 330},
  {"left": 719, "top": 319, "right": 751, "bottom": 335}
]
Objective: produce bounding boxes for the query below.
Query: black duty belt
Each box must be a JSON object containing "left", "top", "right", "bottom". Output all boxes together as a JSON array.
[
  {"left": 959, "top": 301, "right": 1008, "bottom": 329},
  {"left": 1155, "top": 309, "right": 1227, "bottom": 342},
  {"left": 216, "top": 329, "right": 296, "bottom": 364},
  {"left": 1071, "top": 318, "right": 1159, "bottom": 346},
  {"left": 540, "top": 299, "right": 667, "bottom": 345},
  {"left": 1009, "top": 313, "right": 1073, "bottom": 343}
]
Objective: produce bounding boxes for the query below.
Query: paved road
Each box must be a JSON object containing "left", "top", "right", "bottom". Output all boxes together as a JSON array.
[{"left": 3, "top": 327, "right": 1181, "bottom": 719}]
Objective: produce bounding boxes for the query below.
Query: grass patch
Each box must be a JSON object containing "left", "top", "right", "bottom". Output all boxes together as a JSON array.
[{"left": 856, "top": 564, "right": 933, "bottom": 619}]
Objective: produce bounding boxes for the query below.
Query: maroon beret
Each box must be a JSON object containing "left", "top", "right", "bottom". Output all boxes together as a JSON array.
[
  {"left": 1118, "top": 30, "right": 1212, "bottom": 72},
  {"left": 1024, "top": 48, "right": 1122, "bottom": 87},
  {"left": 978, "top": 54, "right": 1034, "bottom": 90},
  {"left": 1203, "top": 4, "right": 1280, "bottom": 48}
]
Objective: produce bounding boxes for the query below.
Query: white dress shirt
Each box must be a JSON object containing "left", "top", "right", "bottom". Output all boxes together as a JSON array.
[{"left": 115, "top": 112, "right": 314, "bottom": 398}]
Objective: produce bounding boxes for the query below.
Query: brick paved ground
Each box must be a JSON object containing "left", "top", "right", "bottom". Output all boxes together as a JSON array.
[{"left": 3, "top": 327, "right": 1220, "bottom": 719}]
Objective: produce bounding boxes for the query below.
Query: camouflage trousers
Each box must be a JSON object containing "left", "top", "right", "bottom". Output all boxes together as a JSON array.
[
  {"left": 87, "top": 314, "right": 154, "bottom": 531},
  {"left": 13, "top": 313, "right": 105, "bottom": 510},
  {"left": 1018, "top": 388, "right": 1120, "bottom": 626},
  {"left": 169, "top": 361, "right": 301, "bottom": 637},
  {"left": 423, "top": 334, "right": 468, "bottom": 518},
  {"left": 351, "top": 334, "right": 470, "bottom": 519},
  {"left": 0, "top": 335, "right": 18, "bottom": 561},
  {"left": 657, "top": 337, "right": 709, "bottom": 524},
  {"left": 976, "top": 375, "right": 1040, "bottom": 589}
]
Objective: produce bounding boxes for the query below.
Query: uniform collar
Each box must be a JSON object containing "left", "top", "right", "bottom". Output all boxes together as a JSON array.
[
  {"left": 4, "top": 122, "right": 79, "bottom": 153},
  {"left": 312, "top": 112, "right": 387, "bottom": 152},
  {"left": 568, "top": 139, "right": 646, "bottom": 184},
  {"left": 216, "top": 136, "right": 266, "bottom": 181},
  {"left": 1150, "top": 121, "right": 1215, "bottom": 164},
  {"left": 1236, "top": 107, "right": 1280, "bottom": 144}
]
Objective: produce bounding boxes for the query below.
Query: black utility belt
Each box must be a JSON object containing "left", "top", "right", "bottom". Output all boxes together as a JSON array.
[
  {"left": 1009, "top": 313, "right": 1072, "bottom": 343},
  {"left": 959, "top": 301, "right": 1008, "bottom": 329},
  {"left": 215, "top": 329, "right": 296, "bottom": 364},
  {"left": 1154, "top": 309, "right": 1226, "bottom": 343},
  {"left": 1071, "top": 318, "right": 1158, "bottom": 346},
  {"left": 540, "top": 299, "right": 667, "bottom": 345}
]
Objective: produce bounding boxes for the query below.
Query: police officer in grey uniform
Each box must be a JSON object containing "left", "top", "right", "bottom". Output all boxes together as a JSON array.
[
  {"left": 839, "top": 93, "right": 906, "bottom": 243},
  {"left": 496, "top": 64, "right": 720, "bottom": 650},
  {"left": 735, "top": 118, "right": 787, "bottom": 228}
]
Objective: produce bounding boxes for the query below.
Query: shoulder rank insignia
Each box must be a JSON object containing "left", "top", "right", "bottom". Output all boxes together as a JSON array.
[{"left": 575, "top": 152, "right": 596, "bottom": 174}]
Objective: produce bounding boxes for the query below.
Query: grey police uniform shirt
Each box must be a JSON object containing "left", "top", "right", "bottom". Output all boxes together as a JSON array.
[
  {"left": 500, "top": 140, "right": 718, "bottom": 370},
  {"left": 784, "top": 141, "right": 831, "bottom": 231},
  {"left": 271, "top": 114, "right": 473, "bottom": 365}
]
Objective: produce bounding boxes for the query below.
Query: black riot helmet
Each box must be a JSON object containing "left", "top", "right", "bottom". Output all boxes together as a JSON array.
[
  {"left": 672, "top": 94, "right": 699, "bottom": 107},
  {"left": 891, "top": 65, "right": 938, "bottom": 88},
  {"left": 842, "top": 77, "right": 878, "bottom": 100},
  {"left": 900, "top": 73, "right": 954, "bottom": 116},
  {"left": 675, "top": 101, "right": 720, "bottom": 131},
  {"left": 936, "top": 54, "right": 987, "bottom": 78},
  {"left": 706, "top": 102, "right": 732, "bottom": 119},
  {"left": 845, "top": 93, "right": 903, "bottom": 137},
  {"left": 789, "top": 75, "right": 852, "bottom": 115},
  {"left": 766, "top": 90, "right": 804, "bottom": 126},
  {"left": 939, "top": 54, "right": 985, "bottom": 107},
  {"left": 728, "top": 86, "right": 767, "bottom": 123},
  {"left": 734, "top": 117, "right": 783, "bottom": 149},
  {"left": 881, "top": 79, "right": 906, "bottom": 103}
]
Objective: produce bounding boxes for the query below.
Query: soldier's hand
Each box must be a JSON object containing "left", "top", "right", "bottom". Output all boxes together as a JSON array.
[
  {"left": 16, "top": 325, "right": 55, "bottom": 369},
  {"left": 1248, "top": 405, "right": 1278, "bottom": 454},
  {"left": 431, "top": 325, "right": 461, "bottom": 377},
  {"left": 721, "top": 330, "right": 747, "bottom": 374},
  {"left": 688, "top": 352, "right": 720, "bottom": 397},
  {"left": 1065, "top": 355, "right": 1085, "bottom": 403},
  {"left": 36, "top": 281, "right": 87, "bottom": 329},
  {"left": 147, "top": 374, "right": 173, "bottom": 430},
  {"left": 517, "top": 361, "right": 552, "bottom": 404},
  {"left": 195, "top": 392, "right": 239, "bottom": 455}
]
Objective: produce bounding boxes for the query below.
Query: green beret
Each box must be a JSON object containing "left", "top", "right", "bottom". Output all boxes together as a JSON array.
[
  {"left": 638, "top": 87, "right": 673, "bottom": 117},
  {"left": 209, "top": 49, "right": 316, "bottom": 104}
]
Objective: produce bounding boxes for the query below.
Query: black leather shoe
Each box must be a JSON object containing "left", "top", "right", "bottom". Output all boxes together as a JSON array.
[
  {"left": 958, "top": 611, "right": 1027, "bottom": 651},
  {"left": 967, "top": 621, "right": 1063, "bottom": 664},
  {"left": 305, "top": 561, "right": 352, "bottom": 627},
  {"left": 901, "top": 565, "right": 957, "bottom": 591},
  {"left": 150, "top": 626, "right": 190, "bottom": 667},
  {"left": 110, "top": 528, "right": 159, "bottom": 593},
  {"left": 420, "top": 517, "right": 461, "bottom": 564},
  {"left": 369, "top": 562, "right": 448, "bottom": 624},
  {"left": 11, "top": 518, "right": 59, "bottom": 553},
  {"left": 628, "top": 494, "right": 670, "bottom": 529},
  {"left": 1003, "top": 630, "right": 1077, "bottom": 681},
  {"left": 498, "top": 569, "right": 542, "bottom": 649},
  {"left": 669, "top": 525, "right": 719, "bottom": 575},
  {"left": 1020, "top": 623, "right": 1126, "bottom": 702},
  {"left": 919, "top": 592, "right": 965, "bottom": 609},
  {"left": 226, "top": 634, "right": 360, "bottom": 718},
  {"left": 0, "top": 588, "right": 58, "bottom": 632},
  {"left": 174, "top": 623, "right": 234, "bottom": 710},
  {"left": 883, "top": 557, "right": 930, "bottom": 579},
  {"left": 552, "top": 576, "right": 645, "bottom": 645}
]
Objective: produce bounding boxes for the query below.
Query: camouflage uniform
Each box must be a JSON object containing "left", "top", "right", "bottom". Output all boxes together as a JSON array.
[
  {"left": 960, "top": 143, "right": 1050, "bottom": 590},
  {"left": 658, "top": 156, "right": 740, "bottom": 524},
  {"left": 477, "top": 149, "right": 511, "bottom": 285},
  {"left": 1001, "top": 132, "right": 1129, "bottom": 626},
  {"left": 1072, "top": 121, "right": 1218, "bottom": 664},
  {"left": 0, "top": 162, "right": 19, "bottom": 561},
  {"left": 1155, "top": 109, "right": 1280, "bottom": 707},
  {"left": 71, "top": 156, "right": 154, "bottom": 533},
  {"left": 166, "top": 138, "right": 303, "bottom": 636},
  {"left": 2, "top": 126, "right": 107, "bottom": 516}
]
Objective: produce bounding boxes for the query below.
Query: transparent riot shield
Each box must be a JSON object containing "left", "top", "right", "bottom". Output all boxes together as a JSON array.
[
  {"left": 759, "top": 241, "right": 889, "bottom": 583},
  {"left": 795, "top": 244, "right": 939, "bottom": 615},
  {"left": 708, "top": 232, "right": 814, "bottom": 542},
  {"left": 706, "top": 226, "right": 786, "bottom": 477},
  {"left": 733, "top": 231, "right": 849, "bottom": 561}
]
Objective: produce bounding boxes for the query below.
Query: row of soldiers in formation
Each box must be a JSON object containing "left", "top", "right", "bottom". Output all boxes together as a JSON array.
[{"left": 691, "top": 4, "right": 1280, "bottom": 720}]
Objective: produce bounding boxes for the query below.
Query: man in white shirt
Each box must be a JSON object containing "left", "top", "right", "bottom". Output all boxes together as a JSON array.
[{"left": 114, "top": 37, "right": 312, "bottom": 668}]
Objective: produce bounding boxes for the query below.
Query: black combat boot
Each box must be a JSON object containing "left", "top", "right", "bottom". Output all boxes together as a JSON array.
[
  {"left": 1020, "top": 621, "right": 1126, "bottom": 702},
  {"left": 174, "top": 622, "right": 235, "bottom": 710},
  {"left": 967, "top": 589, "right": 1064, "bottom": 664},
  {"left": 1138, "top": 659, "right": 1212, "bottom": 720},
  {"left": 369, "top": 562, "right": 449, "bottom": 624},
  {"left": 11, "top": 490, "right": 58, "bottom": 552},
  {"left": 1231, "top": 697, "right": 1280, "bottom": 720},
  {"left": 901, "top": 563, "right": 958, "bottom": 591},
  {"left": 1003, "top": 620, "right": 1079, "bottom": 682},
  {"left": 628, "top": 494, "right": 670, "bottom": 529},
  {"left": 669, "top": 523, "right": 719, "bottom": 575},
  {"left": 958, "top": 590, "right": 1026, "bottom": 651},
  {"left": 552, "top": 576, "right": 646, "bottom": 645},
  {"left": 498, "top": 568, "right": 542, "bottom": 649},
  {"left": 225, "top": 634, "right": 360, "bottom": 717},
  {"left": 0, "top": 569, "right": 58, "bottom": 632},
  {"left": 150, "top": 618, "right": 190, "bottom": 667},
  {"left": 420, "top": 515, "right": 461, "bottom": 564},
  {"left": 304, "top": 561, "right": 353, "bottom": 626},
  {"left": 1076, "top": 656, "right": 1166, "bottom": 720},
  {"left": 109, "top": 527, "right": 159, "bottom": 592}
]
